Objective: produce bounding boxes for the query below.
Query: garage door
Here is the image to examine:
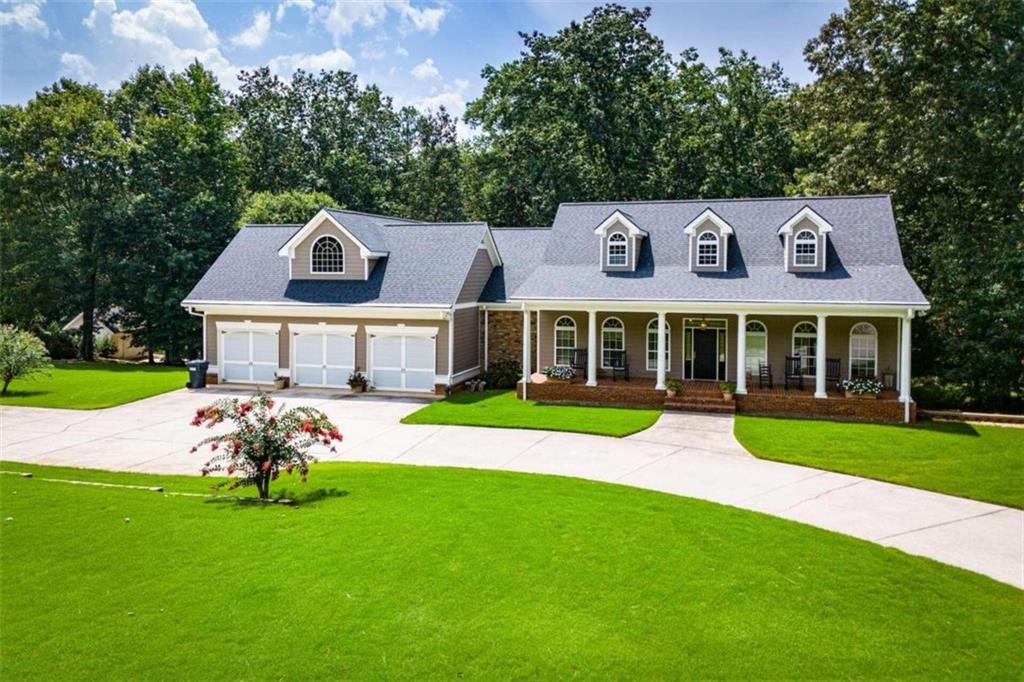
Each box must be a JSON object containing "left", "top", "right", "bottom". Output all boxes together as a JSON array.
[
  {"left": 368, "top": 327, "right": 437, "bottom": 392},
  {"left": 220, "top": 327, "right": 279, "bottom": 384},
  {"left": 292, "top": 327, "right": 355, "bottom": 388}
]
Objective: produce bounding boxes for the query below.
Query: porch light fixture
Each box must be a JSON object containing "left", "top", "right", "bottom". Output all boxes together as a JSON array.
[{"left": 700, "top": 318, "right": 708, "bottom": 329}]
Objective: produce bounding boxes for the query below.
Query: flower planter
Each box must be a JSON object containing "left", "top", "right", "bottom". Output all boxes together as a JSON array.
[
  {"left": 273, "top": 378, "right": 287, "bottom": 391},
  {"left": 666, "top": 389, "right": 678, "bottom": 398},
  {"left": 721, "top": 392, "right": 733, "bottom": 401},
  {"left": 844, "top": 390, "right": 878, "bottom": 400}
]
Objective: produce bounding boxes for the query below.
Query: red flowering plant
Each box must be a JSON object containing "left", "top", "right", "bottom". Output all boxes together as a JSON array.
[{"left": 189, "top": 392, "right": 342, "bottom": 499}]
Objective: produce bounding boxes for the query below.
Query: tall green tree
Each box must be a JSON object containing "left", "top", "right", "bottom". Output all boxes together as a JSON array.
[
  {"left": 240, "top": 190, "right": 341, "bottom": 226},
  {"left": 795, "top": 0, "right": 1024, "bottom": 409},
  {"left": 397, "top": 107, "right": 464, "bottom": 222},
  {"left": 0, "top": 80, "right": 126, "bottom": 359}
]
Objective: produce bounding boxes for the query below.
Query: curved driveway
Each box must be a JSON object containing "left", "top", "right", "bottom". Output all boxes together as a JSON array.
[{"left": 2, "top": 388, "right": 1021, "bottom": 589}]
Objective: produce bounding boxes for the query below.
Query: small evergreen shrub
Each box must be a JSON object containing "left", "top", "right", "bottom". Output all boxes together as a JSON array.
[{"left": 482, "top": 357, "right": 521, "bottom": 389}]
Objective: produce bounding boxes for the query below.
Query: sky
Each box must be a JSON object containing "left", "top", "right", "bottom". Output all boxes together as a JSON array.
[{"left": 0, "top": 0, "right": 846, "bottom": 135}]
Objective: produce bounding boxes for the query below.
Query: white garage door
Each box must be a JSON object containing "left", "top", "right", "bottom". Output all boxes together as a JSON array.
[
  {"left": 220, "top": 328, "right": 279, "bottom": 384},
  {"left": 369, "top": 328, "right": 437, "bottom": 392},
  {"left": 292, "top": 331, "right": 355, "bottom": 388}
]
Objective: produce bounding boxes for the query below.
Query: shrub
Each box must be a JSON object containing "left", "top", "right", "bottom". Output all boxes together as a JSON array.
[
  {"left": 95, "top": 334, "right": 117, "bottom": 358},
  {"left": 348, "top": 369, "right": 368, "bottom": 390},
  {"left": 482, "top": 357, "right": 522, "bottom": 389},
  {"left": 190, "top": 392, "right": 343, "bottom": 499},
  {"left": 35, "top": 321, "right": 79, "bottom": 360},
  {"left": 0, "top": 325, "right": 53, "bottom": 394}
]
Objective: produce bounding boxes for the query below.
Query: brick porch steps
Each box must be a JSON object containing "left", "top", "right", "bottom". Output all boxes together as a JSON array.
[{"left": 664, "top": 395, "right": 736, "bottom": 414}]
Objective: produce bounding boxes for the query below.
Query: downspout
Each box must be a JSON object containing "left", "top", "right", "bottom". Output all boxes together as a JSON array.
[{"left": 447, "top": 306, "right": 455, "bottom": 389}]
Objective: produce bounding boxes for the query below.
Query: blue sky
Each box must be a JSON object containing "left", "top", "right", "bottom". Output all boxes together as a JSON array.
[{"left": 1, "top": 1, "right": 845, "bottom": 134}]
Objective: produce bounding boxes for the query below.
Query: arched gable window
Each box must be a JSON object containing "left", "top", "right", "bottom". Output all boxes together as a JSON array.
[
  {"left": 646, "top": 318, "right": 671, "bottom": 371},
  {"left": 744, "top": 320, "right": 768, "bottom": 375},
  {"left": 794, "top": 230, "right": 817, "bottom": 266},
  {"left": 697, "top": 231, "right": 719, "bottom": 267},
  {"left": 601, "top": 317, "right": 625, "bottom": 368},
  {"left": 607, "top": 232, "right": 627, "bottom": 266},
  {"left": 311, "top": 235, "right": 345, "bottom": 273},
  {"left": 849, "top": 322, "right": 878, "bottom": 378},
  {"left": 792, "top": 321, "right": 817, "bottom": 376},
  {"left": 553, "top": 316, "right": 577, "bottom": 366}
]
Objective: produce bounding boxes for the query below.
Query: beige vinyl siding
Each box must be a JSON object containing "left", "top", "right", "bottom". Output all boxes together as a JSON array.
[
  {"left": 206, "top": 314, "right": 449, "bottom": 376},
  {"left": 457, "top": 248, "right": 494, "bottom": 303},
  {"left": 452, "top": 306, "right": 480, "bottom": 373},
  {"left": 290, "top": 219, "right": 368, "bottom": 280}
]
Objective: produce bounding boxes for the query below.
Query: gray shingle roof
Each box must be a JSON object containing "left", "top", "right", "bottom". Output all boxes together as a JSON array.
[
  {"left": 184, "top": 221, "right": 489, "bottom": 307},
  {"left": 322, "top": 207, "right": 419, "bottom": 253},
  {"left": 511, "top": 195, "right": 928, "bottom": 305},
  {"left": 481, "top": 228, "right": 550, "bottom": 302}
]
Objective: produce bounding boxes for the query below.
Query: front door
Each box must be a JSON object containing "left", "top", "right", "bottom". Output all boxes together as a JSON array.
[{"left": 692, "top": 329, "right": 718, "bottom": 380}]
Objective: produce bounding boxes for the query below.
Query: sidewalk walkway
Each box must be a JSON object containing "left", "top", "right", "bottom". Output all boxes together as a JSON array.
[{"left": 2, "top": 388, "right": 1021, "bottom": 588}]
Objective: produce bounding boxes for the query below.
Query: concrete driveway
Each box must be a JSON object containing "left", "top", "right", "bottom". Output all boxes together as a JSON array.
[{"left": 2, "top": 387, "right": 1021, "bottom": 589}]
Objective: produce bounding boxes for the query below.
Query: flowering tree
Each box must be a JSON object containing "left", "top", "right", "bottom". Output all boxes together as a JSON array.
[
  {"left": 0, "top": 325, "right": 52, "bottom": 395},
  {"left": 190, "top": 392, "right": 342, "bottom": 499}
]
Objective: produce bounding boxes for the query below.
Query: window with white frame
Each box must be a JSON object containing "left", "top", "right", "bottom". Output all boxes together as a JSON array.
[
  {"left": 794, "top": 230, "right": 817, "bottom": 266},
  {"left": 792, "top": 321, "right": 817, "bottom": 376},
  {"left": 311, "top": 235, "right": 345, "bottom": 273},
  {"left": 697, "top": 231, "right": 719, "bottom": 266},
  {"left": 744, "top": 320, "right": 768, "bottom": 375},
  {"left": 607, "top": 232, "right": 627, "bottom": 266},
  {"left": 553, "top": 316, "right": 577, "bottom": 366},
  {"left": 601, "top": 317, "right": 625, "bottom": 368},
  {"left": 849, "top": 322, "right": 878, "bottom": 378},
  {"left": 646, "top": 318, "right": 671, "bottom": 371}
]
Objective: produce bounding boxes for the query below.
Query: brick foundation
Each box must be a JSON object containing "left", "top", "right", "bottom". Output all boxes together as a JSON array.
[
  {"left": 736, "top": 392, "right": 914, "bottom": 423},
  {"left": 518, "top": 380, "right": 665, "bottom": 408}
]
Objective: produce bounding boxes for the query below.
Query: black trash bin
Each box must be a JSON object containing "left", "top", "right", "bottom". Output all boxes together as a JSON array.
[{"left": 186, "top": 359, "right": 209, "bottom": 389}]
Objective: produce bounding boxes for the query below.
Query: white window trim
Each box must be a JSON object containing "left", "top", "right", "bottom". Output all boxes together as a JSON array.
[
  {"left": 792, "top": 321, "right": 818, "bottom": 376},
  {"left": 849, "top": 322, "right": 878, "bottom": 379},
  {"left": 216, "top": 321, "right": 282, "bottom": 334},
  {"left": 744, "top": 320, "right": 768, "bottom": 375},
  {"left": 600, "top": 316, "right": 625, "bottom": 369},
  {"left": 288, "top": 322, "right": 357, "bottom": 336},
  {"left": 645, "top": 318, "right": 671, "bottom": 372},
  {"left": 606, "top": 231, "right": 628, "bottom": 267},
  {"left": 310, "top": 234, "right": 345, "bottom": 274},
  {"left": 553, "top": 316, "right": 577, "bottom": 367},
  {"left": 794, "top": 229, "right": 818, "bottom": 267},
  {"left": 697, "top": 230, "right": 720, "bottom": 267}
]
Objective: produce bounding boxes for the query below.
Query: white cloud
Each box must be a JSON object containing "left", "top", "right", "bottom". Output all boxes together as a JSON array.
[
  {"left": 274, "top": 0, "right": 313, "bottom": 22},
  {"left": 268, "top": 48, "right": 355, "bottom": 77},
  {"left": 230, "top": 10, "right": 270, "bottom": 48},
  {"left": 1, "top": 0, "right": 48, "bottom": 36},
  {"left": 60, "top": 52, "right": 96, "bottom": 81},
  {"left": 315, "top": 0, "right": 447, "bottom": 44},
  {"left": 397, "top": 2, "right": 445, "bottom": 34},
  {"left": 394, "top": 45, "right": 408, "bottom": 57},
  {"left": 411, "top": 77, "right": 475, "bottom": 138},
  {"left": 410, "top": 57, "right": 439, "bottom": 80}
]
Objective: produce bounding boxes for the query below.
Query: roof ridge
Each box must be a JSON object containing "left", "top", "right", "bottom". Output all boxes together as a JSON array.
[
  {"left": 490, "top": 226, "right": 552, "bottom": 230},
  {"left": 242, "top": 223, "right": 303, "bottom": 228},
  {"left": 324, "top": 206, "right": 422, "bottom": 223},
  {"left": 558, "top": 193, "right": 891, "bottom": 207}
]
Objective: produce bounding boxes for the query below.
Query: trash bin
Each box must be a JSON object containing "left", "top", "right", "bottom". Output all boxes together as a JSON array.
[{"left": 186, "top": 359, "right": 209, "bottom": 389}]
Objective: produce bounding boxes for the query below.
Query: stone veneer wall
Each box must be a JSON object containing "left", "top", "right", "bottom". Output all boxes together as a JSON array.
[{"left": 485, "top": 310, "right": 537, "bottom": 373}]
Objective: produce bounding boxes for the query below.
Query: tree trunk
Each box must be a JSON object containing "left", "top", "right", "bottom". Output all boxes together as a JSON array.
[
  {"left": 2, "top": 377, "right": 11, "bottom": 395},
  {"left": 147, "top": 348, "right": 154, "bottom": 364}
]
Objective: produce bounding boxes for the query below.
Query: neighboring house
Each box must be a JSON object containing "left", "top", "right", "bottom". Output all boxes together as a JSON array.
[
  {"left": 183, "top": 197, "right": 929, "bottom": 422},
  {"left": 62, "top": 308, "right": 147, "bottom": 360}
]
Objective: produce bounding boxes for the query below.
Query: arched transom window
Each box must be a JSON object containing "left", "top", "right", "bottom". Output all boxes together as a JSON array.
[
  {"left": 697, "top": 231, "right": 719, "bottom": 267},
  {"left": 607, "top": 232, "right": 627, "bottom": 266},
  {"left": 311, "top": 235, "right": 345, "bottom": 273},
  {"left": 553, "top": 316, "right": 577, "bottom": 366},
  {"left": 849, "top": 322, "right": 878, "bottom": 378},
  {"left": 744, "top": 320, "right": 768, "bottom": 375},
  {"left": 794, "top": 230, "right": 817, "bottom": 266},
  {"left": 646, "top": 318, "right": 671, "bottom": 371},
  {"left": 792, "top": 321, "right": 817, "bottom": 376},
  {"left": 601, "top": 317, "right": 625, "bottom": 368}
]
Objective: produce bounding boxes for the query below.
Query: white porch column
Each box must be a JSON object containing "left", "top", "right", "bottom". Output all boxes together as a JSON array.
[
  {"left": 900, "top": 311, "right": 913, "bottom": 422},
  {"left": 586, "top": 309, "right": 597, "bottom": 387},
  {"left": 483, "top": 309, "right": 489, "bottom": 371},
  {"left": 815, "top": 313, "right": 827, "bottom": 398},
  {"left": 655, "top": 311, "right": 667, "bottom": 390},
  {"left": 735, "top": 312, "right": 747, "bottom": 394},
  {"left": 521, "top": 305, "right": 531, "bottom": 399}
]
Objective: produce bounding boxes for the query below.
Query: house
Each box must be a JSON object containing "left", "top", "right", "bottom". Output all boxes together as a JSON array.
[
  {"left": 182, "top": 196, "right": 929, "bottom": 422},
  {"left": 62, "top": 308, "right": 147, "bottom": 360}
]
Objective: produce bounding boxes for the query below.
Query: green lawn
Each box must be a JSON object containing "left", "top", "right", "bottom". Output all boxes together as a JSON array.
[
  {"left": 401, "top": 389, "right": 661, "bottom": 437},
  {"left": 0, "top": 361, "right": 188, "bottom": 409},
  {"left": 735, "top": 416, "right": 1024, "bottom": 509},
  {"left": 1, "top": 462, "right": 1020, "bottom": 679}
]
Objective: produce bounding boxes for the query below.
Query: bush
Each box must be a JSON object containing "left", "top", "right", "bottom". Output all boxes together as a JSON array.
[
  {"left": 35, "top": 321, "right": 79, "bottom": 360},
  {"left": 0, "top": 325, "right": 53, "bottom": 394},
  {"left": 482, "top": 357, "right": 522, "bottom": 389},
  {"left": 95, "top": 334, "right": 117, "bottom": 358}
]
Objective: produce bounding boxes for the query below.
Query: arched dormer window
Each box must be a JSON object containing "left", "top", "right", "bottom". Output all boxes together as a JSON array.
[
  {"left": 697, "top": 231, "right": 719, "bottom": 267},
  {"left": 553, "top": 316, "right": 577, "bottom": 366},
  {"left": 849, "top": 322, "right": 878, "bottom": 379},
  {"left": 794, "top": 230, "right": 817, "bottom": 267},
  {"left": 606, "top": 232, "right": 627, "bottom": 267},
  {"left": 311, "top": 235, "right": 345, "bottom": 273},
  {"left": 601, "top": 317, "right": 625, "bottom": 368}
]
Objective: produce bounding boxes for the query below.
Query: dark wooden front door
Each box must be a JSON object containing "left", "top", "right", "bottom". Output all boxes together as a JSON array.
[{"left": 692, "top": 329, "right": 718, "bottom": 380}]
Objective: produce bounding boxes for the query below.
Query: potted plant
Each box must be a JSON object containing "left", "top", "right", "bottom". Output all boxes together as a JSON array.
[
  {"left": 347, "top": 369, "right": 369, "bottom": 393},
  {"left": 839, "top": 377, "right": 884, "bottom": 399},
  {"left": 720, "top": 381, "right": 735, "bottom": 400},
  {"left": 542, "top": 365, "right": 576, "bottom": 383},
  {"left": 272, "top": 373, "right": 287, "bottom": 391},
  {"left": 665, "top": 379, "right": 681, "bottom": 398}
]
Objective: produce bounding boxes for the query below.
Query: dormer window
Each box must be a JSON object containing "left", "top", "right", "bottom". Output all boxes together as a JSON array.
[
  {"left": 607, "top": 232, "right": 627, "bottom": 267},
  {"left": 697, "top": 231, "right": 719, "bottom": 267},
  {"left": 794, "top": 230, "right": 817, "bottom": 266},
  {"left": 311, "top": 235, "right": 345, "bottom": 273}
]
